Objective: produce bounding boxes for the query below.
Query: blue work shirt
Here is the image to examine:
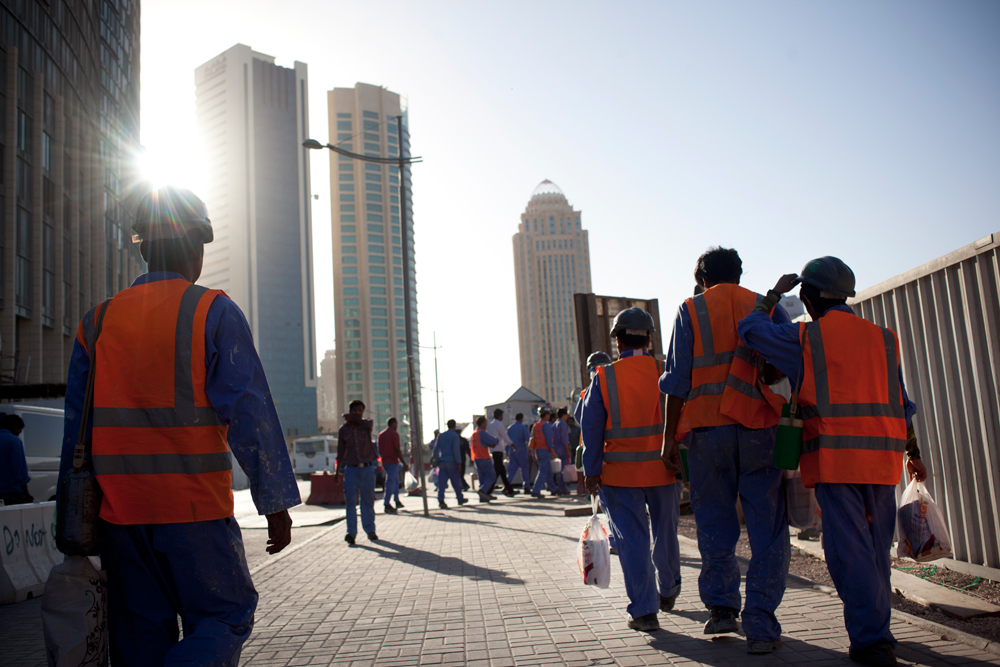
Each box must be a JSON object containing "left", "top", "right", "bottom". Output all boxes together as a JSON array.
[
  {"left": 507, "top": 421, "right": 529, "bottom": 452},
  {"left": 541, "top": 421, "right": 554, "bottom": 449},
  {"left": 552, "top": 419, "right": 570, "bottom": 457},
  {"left": 738, "top": 304, "right": 916, "bottom": 423},
  {"left": 433, "top": 430, "right": 462, "bottom": 463},
  {"left": 581, "top": 350, "right": 651, "bottom": 478},
  {"left": 659, "top": 294, "right": 791, "bottom": 399},
  {"left": 59, "top": 272, "right": 301, "bottom": 517},
  {"left": 0, "top": 430, "right": 30, "bottom": 493},
  {"left": 478, "top": 429, "right": 499, "bottom": 448}
]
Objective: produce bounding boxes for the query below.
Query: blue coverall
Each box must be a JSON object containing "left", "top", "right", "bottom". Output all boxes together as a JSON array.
[
  {"left": 551, "top": 419, "right": 570, "bottom": 492},
  {"left": 659, "top": 299, "right": 791, "bottom": 642},
  {"left": 474, "top": 429, "right": 499, "bottom": 493},
  {"left": 739, "top": 304, "right": 916, "bottom": 651},
  {"left": 530, "top": 422, "right": 558, "bottom": 495},
  {"left": 433, "top": 430, "right": 465, "bottom": 504},
  {"left": 60, "top": 272, "right": 300, "bottom": 667},
  {"left": 582, "top": 350, "right": 681, "bottom": 619},
  {"left": 506, "top": 421, "right": 531, "bottom": 490}
]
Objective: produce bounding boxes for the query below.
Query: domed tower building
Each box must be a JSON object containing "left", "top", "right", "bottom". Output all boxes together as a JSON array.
[{"left": 512, "top": 180, "right": 592, "bottom": 404}]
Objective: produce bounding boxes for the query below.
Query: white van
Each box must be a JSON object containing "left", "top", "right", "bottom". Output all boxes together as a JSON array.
[
  {"left": 0, "top": 405, "right": 64, "bottom": 502},
  {"left": 292, "top": 436, "right": 335, "bottom": 480}
]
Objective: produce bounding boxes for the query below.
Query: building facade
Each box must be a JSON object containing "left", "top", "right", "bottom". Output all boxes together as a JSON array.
[
  {"left": 194, "top": 44, "right": 317, "bottom": 436},
  {"left": 327, "top": 83, "right": 420, "bottom": 448},
  {"left": 0, "top": 1, "right": 142, "bottom": 386},
  {"left": 513, "top": 180, "right": 592, "bottom": 404},
  {"left": 316, "top": 347, "right": 338, "bottom": 433}
]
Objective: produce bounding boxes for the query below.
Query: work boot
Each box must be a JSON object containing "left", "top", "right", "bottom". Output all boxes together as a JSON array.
[
  {"left": 487, "top": 493, "right": 498, "bottom": 500},
  {"left": 530, "top": 493, "right": 544, "bottom": 499},
  {"left": 504, "top": 489, "right": 516, "bottom": 497},
  {"left": 438, "top": 501, "right": 449, "bottom": 509},
  {"left": 367, "top": 532, "right": 378, "bottom": 541},
  {"left": 478, "top": 491, "right": 491, "bottom": 503},
  {"left": 747, "top": 638, "right": 783, "bottom": 654},
  {"left": 394, "top": 500, "right": 404, "bottom": 509},
  {"left": 344, "top": 533, "right": 355, "bottom": 545},
  {"left": 704, "top": 606, "right": 739, "bottom": 634},
  {"left": 462, "top": 482, "right": 470, "bottom": 491},
  {"left": 659, "top": 585, "right": 681, "bottom": 612},
  {"left": 849, "top": 639, "right": 897, "bottom": 666},
  {"left": 383, "top": 505, "right": 397, "bottom": 514},
  {"left": 627, "top": 613, "right": 660, "bottom": 632},
  {"left": 609, "top": 546, "right": 619, "bottom": 555},
  {"left": 798, "top": 526, "right": 821, "bottom": 540},
  {"left": 458, "top": 498, "right": 469, "bottom": 505}
]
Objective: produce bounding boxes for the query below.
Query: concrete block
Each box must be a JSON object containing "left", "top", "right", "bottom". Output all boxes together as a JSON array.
[
  {"left": 0, "top": 505, "right": 44, "bottom": 604},
  {"left": 890, "top": 569, "right": 1000, "bottom": 620},
  {"left": 21, "top": 504, "right": 55, "bottom": 582}
]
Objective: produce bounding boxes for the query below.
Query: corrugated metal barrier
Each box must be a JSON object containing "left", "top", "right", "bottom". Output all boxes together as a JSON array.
[{"left": 850, "top": 231, "right": 1000, "bottom": 579}]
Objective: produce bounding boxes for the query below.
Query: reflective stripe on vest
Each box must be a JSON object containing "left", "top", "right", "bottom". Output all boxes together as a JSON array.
[
  {"left": 797, "top": 312, "right": 906, "bottom": 487},
  {"left": 90, "top": 280, "right": 233, "bottom": 524},
  {"left": 597, "top": 356, "right": 674, "bottom": 487},
  {"left": 719, "top": 340, "right": 785, "bottom": 429}
]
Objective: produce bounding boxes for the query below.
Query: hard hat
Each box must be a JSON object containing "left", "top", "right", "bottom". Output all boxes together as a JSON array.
[
  {"left": 586, "top": 351, "right": 612, "bottom": 371},
  {"left": 132, "top": 186, "right": 214, "bottom": 244},
  {"left": 794, "top": 256, "right": 856, "bottom": 299},
  {"left": 610, "top": 307, "right": 655, "bottom": 336}
]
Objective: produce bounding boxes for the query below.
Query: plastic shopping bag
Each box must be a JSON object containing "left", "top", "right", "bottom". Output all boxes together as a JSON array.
[
  {"left": 41, "top": 556, "right": 109, "bottom": 667},
  {"left": 784, "top": 469, "right": 821, "bottom": 531},
  {"left": 562, "top": 464, "right": 579, "bottom": 484},
  {"left": 896, "top": 479, "right": 953, "bottom": 563},
  {"left": 405, "top": 471, "right": 419, "bottom": 492},
  {"left": 578, "top": 494, "right": 611, "bottom": 588}
]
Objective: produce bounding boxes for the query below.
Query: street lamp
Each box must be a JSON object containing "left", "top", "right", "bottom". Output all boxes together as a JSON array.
[{"left": 304, "top": 120, "right": 430, "bottom": 517}]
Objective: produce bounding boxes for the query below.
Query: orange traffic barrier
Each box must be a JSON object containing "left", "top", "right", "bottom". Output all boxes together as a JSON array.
[{"left": 306, "top": 472, "right": 346, "bottom": 505}]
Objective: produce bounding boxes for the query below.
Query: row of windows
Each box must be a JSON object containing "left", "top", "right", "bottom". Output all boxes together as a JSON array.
[{"left": 523, "top": 215, "right": 582, "bottom": 234}]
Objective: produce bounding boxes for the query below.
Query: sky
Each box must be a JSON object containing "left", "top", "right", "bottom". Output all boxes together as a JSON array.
[{"left": 140, "top": 0, "right": 1000, "bottom": 438}]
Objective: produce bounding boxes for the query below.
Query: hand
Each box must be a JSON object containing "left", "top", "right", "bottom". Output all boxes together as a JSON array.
[
  {"left": 265, "top": 510, "right": 293, "bottom": 554},
  {"left": 402, "top": 463, "right": 410, "bottom": 474},
  {"left": 906, "top": 458, "right": 927, "bottom": 482},
  {"left": 585, "top": 475, "right": 602, "bottom": 493},
  {"left": 773, "top": 274, "right": 799, "bottom": 295},
  {"left": 661, "top": 439, "right": 683, "bottom": 476}
]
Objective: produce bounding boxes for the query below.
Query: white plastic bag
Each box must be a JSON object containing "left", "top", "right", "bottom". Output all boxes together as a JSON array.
[
  {"left": 41, "top": 555, "right": 109, "bottom": 667},
  {"left": 896, "top": 479, "right": 953, "bottom": 563},
  {"left": 551, "top": 457, "right": 562, "bottom": 474},
  {"left": 405, "top": 471, "right": 419, "bottom": 492},
  {"left": 784, "top": 469, "right": 821, "bottom": 531},
  {"left": 578, "top": 495, "right": 611, "bottom": 588},
  {"left": 562, "top": 464, "right": 579, "bottom": 484}
]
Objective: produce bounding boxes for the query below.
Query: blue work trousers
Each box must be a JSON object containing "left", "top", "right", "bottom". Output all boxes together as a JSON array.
[
  {"left": 437, "top": 461, "right": 465, "bottom": 503},
  {"left": 815, "top": 482, "right": 897, "bottom": 651},
  {"left": 103, "top": 518, "right": 257, "bottom": 667},
  {"left": 688, "top": 424, "right": 789, "bottom": 642},
  {"left": 475, "top": 458, "right": 496, "bottom": 494},
  {"left": 383, "top": 463, "right": 401, "bottom": 506},
  {"left": 507, "top": 447, "right": 530, "bottom": 490},
  {"left": 531, "top": 449, "right": 557, "bottom": 494},
  {"left": 343, "top": 464, "right": 376, "bottom": 536},
  {"left": 602, "top": 483, "right": 681, "bottom": 618},
  {"left": 552, "top": 445, "right": 569, "bottom": 492}
]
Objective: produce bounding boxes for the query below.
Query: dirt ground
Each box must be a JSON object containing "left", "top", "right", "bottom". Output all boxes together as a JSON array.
[{"left": 675, "top": 514, "right": 1000, "bottom": 644}]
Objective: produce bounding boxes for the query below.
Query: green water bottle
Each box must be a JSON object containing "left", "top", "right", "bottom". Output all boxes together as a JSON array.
[{"left": 773, "top": 402, "right": 803, "bottom": 470}]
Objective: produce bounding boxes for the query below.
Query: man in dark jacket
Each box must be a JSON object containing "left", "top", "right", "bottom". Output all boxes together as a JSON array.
[{"left": 335, "top": 400, "right": 377, "bottom": 544}]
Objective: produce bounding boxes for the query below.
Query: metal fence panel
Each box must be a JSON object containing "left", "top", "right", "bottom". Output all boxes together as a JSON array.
[{"left": 851, "top": 233, "right": 1000, "bottom": 572}]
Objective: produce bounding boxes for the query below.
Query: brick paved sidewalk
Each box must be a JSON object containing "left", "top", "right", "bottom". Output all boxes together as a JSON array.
[{"left": 240, "top": 496, "right": 999, "bottom": 667}]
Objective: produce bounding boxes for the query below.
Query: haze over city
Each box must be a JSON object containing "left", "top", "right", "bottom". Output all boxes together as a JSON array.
[{"left": 139, "top": 0, "right": 1000, "bottom": 432}]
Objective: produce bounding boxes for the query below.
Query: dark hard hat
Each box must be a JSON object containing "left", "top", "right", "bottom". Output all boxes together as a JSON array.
[
  {"left": 132, "top": 186, "right": 213, "bottom": 245},
  {"left": 610, "top": 307, "right": 655, "bottom": 336},
  {"left": 794, "top": 256, "right": 856, "bottom": 299},
  {"left": 586, "top": 351, "right": 612, "bottom": 370}
]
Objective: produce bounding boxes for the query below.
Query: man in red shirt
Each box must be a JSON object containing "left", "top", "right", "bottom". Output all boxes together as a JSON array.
[{"left": 378, "top": 418, "right": 409, "bottom": 514}]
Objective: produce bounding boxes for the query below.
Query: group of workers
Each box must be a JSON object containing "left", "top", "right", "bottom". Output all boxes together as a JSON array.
[{"left": 577, "top": 246, "right": 925, "bottom": 667}]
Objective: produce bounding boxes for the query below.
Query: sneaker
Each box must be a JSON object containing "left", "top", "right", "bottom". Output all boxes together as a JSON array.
[
  {"left": 659, "top": 586, "right": 681, "bottom": 612},
  {"left": 704, "top": 606, "right": 739, "bottom": 634},
  {"left": 488, "top": 494, "right": 498, "bottom": 500},
  {"left": 849, "top": 639, "right": 897, "bottom": 666},
  {"left": 530, "top": 493, "right": 544, "bottom": 499},
  {"left": 394, "top": 500, "right": 405, "bottom": 509},
  {"left": 344, "top": 533, "right": 355, "bottom": 545},
  {"left": 383, "top": 505, "right": 397, "bottom": 514},
  {"left": 438, "top": 501, "right": 449, "bottom": 509},
  {"left": 747, "top": 638, "right": 782, "bottom": 654},
  {"left": 367, "top": 532, "right": 378, "bottom": 541},
  {"left": 627, "top": 613, "right": 660, "bottom": 632},
  {"left": 458, "top": 498, "right": 469, "bottom": 505}
]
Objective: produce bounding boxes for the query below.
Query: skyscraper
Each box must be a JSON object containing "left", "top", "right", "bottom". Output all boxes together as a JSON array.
[
  {"left": 194, "top": 44, "right": 317, "bottom": 436},
  {"left": 513, "top": 180, "right": 592, "bottom": 404},
  {"left": 1, "top": 1, "right": 142, "bottom": 386},
  {"left": 327, "top": 83, "right": 420, "bottom": 448}
]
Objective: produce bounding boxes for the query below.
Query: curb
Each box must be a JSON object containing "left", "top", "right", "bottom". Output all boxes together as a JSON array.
[{"left": 676, "top": 534, "right": 1000, "bottom": 657}]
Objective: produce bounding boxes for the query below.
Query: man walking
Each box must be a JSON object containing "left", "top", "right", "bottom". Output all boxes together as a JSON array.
[
  {"left": 487, "top": 409, "right": 515, "bottom": 496},
  {"left": 471, "top": 416, "right": 500, "bottom": 502},
  {"left": 336, "top": 400, "right": 378, "bottom": 544},
  {"left": 659, "top": 247, "right": 790, "bottom": 653},
  {"left": 378, "top": 418, "right": 408, "bottom": 513},
  {"left": 551, "top": 408, "right": 571, "bottom": 495},
  {"left": 582, "top": 307, "right": 681, "bottom": 632},
  {"left": 59, "top": 187, "right": 298, "bottom": 666},
  {"left": 0, "top": 415, "right": 32, "bottom": 505},
  {"left": 433, "top": 420, "right": 467, "bottom": 509},
  {"left": 530, "top": 409, "right": 559, "bottom": 498},
  {"left": 506, "top": 413, "right": 531, "bottom": 493}
]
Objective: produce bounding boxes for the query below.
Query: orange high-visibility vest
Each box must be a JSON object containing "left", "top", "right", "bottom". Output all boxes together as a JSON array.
[
  {"left": 596, "top": 354, "right": 675, "bottom": 488},
  {"left": 677, "top": 284, "right": 779, "bottom": 438},
  {"left": 471, "top": 429, "right": 491, "bottom": 461},
  {"left": 719, "top": 340, "right": 786, "bottom": 430},
  {"left": 83, "top": 279, "right": 233, "bottom": 525},
  {"left": 797, "top": 310, "right": 907, "bottom": 488},
  {"left": 530, "top": 420, "right": 548, "bottom": 450}
]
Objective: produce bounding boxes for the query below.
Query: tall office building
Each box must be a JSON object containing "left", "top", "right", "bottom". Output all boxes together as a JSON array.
[
  {"left": 194, "top": 44, "right": 317, "bottom": 436},
  {"left": 327, "top": 83, "right": 420, "bottom": 448},
  {"left": 1, "top": 2, "right": 142, "bottom": 386},
  {"left": 513, "top": 180, "right": 592, "bottom": 404}
]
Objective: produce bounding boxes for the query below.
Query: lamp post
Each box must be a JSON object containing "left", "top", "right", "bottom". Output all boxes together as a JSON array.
[{"left": 304, "top": 122, "right": 429, "bottom": 517}]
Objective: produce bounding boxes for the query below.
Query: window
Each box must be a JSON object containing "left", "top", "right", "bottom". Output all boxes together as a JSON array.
[
  {"left": 367, "top": 224, "right": 384, "bottom": 233},
  {"left": 347, "top": 372, "right": 362, "bottom": 381},
  {"left": 340, "top": 184, "right": 354, "bottom": 192},
  {"left": 344, "top": 308, "right": 360, "bottom": 317},
  {"left": 366, "top": 163, "right": 381, "bottom": 172},
  {"left": 363, "top": 120, "right": 379, "bottom": 131},
  {"left": 337, "top": 113, "right": 352, "bottom": 118},
  {"left": 363, "top": 110, "right": 378, "bottom": 119},
  {"left": 368, "top": 234, "right": 384, "bottom": 243},
  {"left": 396, "top": 318, "right": 405, "bottom": 328},
  {"left": 369, "top": 245, "right": 385, "bottom": 254},
  {"left": 343, "top": 277, "right": 358, "bottom": 286},
  {"left": 340, "top": 204, "right": 355, "bottom": 212},
  {"left": 341, "top": 215, "right": 356, "bottom": 222},
  {"left": 364, "top": 143, "right": 380, "bottom": 153},
  {"left": 372, "top": 329, "right": 388, "bottom": 338},
  {"left": 342, "top": 245, "right": 356, "bottom": 254},
  {"left": 392, "top": 236, "right": 401, "bottom": 246},
  {"left": 343, "top": 267, "right": 357, "bottom": 276},
  {"left": 373, "top": 350, "right": 389, "bottom": 359},
  {"left": 344, "top": 288, "right": 358, "bottom": 296},
  {"left": 389, "top": 174, "right": 399, "bottom": 184},
  {"left": 398, "top": 361, "right": 407, "bottom": 370},
  {"left": 371, "top": 297, "right": 387, "bottom": 306},
  {"left": 363, "top": 132, "right": 379, "bottom": 141},
  {"left": 374, "top": 372, "right": 390, "bottom": 380},
  {"left": 347, "top": 383, "right": 362, "bottom": 392},
  {"left": 341, "top": 224, "right": 356, "bottom": 232},
  {"left": 339, "top": 173, "right": 354, "bottom": 182},
  {"left": 365, "top": 193, "right": 381, "bottom": 202},
  {"left": 372, "top": 317, "right": 388, "bottom": 326},
  {"left": 367, "top": 203, "right": 383, "bottom": 212},
  {"left": 370, "top": 276, "right": 385, "bottom": 285},
  {"left": 339, "top": 194, "right": 354, "bottom": 201},
  {"left": 374, "top": 382, "right": 390, "bottom": 391},
  {"left": 339, "top": 163, "right": 353, "bottom": 171},
  {"left": 346, "top": 362, "right": 362, "bottom": 371},
  {"left": 367, "top": 214, "right": 383, "bottom": 223},
  {"left": 345, "top": 330, "right": 361, "bottom": 339},
  {"left": 370, "top": 266, "right": 385, "bottom": 274},
  {"left": 366, "top": 173, "right": 381, "bottom": 182},
  {"left": 366, "top": 183, "right": 382, "bottom": 193},
  {"left": 395, "top": 308, "right": 405, "bottom": 317},
  {"left": 387, "top": 133, "right": 398, "bottom": 144},
  {"left": 341, "top": 235, "right": 356, "bottom": 243},
  {"left": 372, "top": 340, "right": 389, "bottom": 348},
  {"left": 337, "top": 133, "right": 351, "bottom": 141},
  {"left": 371, "top": 287, "right": 386, "bottom": 295},
  {"left": 344, "top": 298, "right": 359, "bottom": 306},
  {"left": 337, "top": 120, "right": 352, "bottom": 130},
  {"left": 371, "top": 256, "right": 385, "bottom": 264}
]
